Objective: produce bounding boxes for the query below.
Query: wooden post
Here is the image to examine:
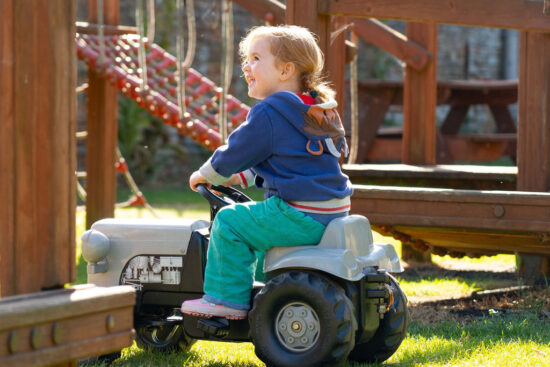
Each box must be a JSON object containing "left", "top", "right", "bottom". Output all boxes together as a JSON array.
[
  {"left": 401, "top": 22, "right": 438, "bottom": 262},
  {"left": 86, "top": 0, "right": 120, "bottom": 229},
  {"left": 0, "top": 0, "right": 76, "bottom": 296},
  {"left": 402, "top": 23, "right": 437, "bottom": 165},
  {"left": 517, "top": 31, "right": 550, "bottom": 283},
  {"left": 285, "top": 0, "right": 347, "bottom": 117}
]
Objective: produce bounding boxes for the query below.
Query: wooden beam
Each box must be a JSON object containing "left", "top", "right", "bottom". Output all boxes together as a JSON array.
[
  {"left": 517, "top": 30, "right": 550, "bottom": 282},
  {"left": 1, "top": 0, "right": 76, "bottom": 296},
  {"left": 76, "top": 22, "right": 137, "bottom": 35},
  {"left": 346, "top": 17, "right": 431, "bottom": 71},
  {"left": 344, "top": 163, "right": 517, "bottom": 190},
  {"left": 231, "top": 0, "right": 286, "bottom": 24},
  {"left": 318, "top": 0, "right": 550, "bottom": 32},
  {"left": 402, "top": 23, "right": 437, "bottom": 165},
  {"left": 286, "top": 0, "right": 347, "bottom": 117},
  {"left": 86, "top": 1, "right": 119, "bottom": 229},
  {"left": 352, "top": 185, "right": 550, "bottom": 256},
  {"left": 352, "top": 185, "right": 550, "bottom": 233},
  {"left": 0, "top": 0, "right": 15, "bottom": 297},
  {"left": 234, "top": 0, "right": 357, "bottom": 64},
  {"left": 385, "top": 226, "right": 550, "bottom": 256},
  {"left": 517, "top": 32, "right": 550, "bottom": 193},
  {"left": 0, "top": 285, "right": 135, "bottom": 365}
]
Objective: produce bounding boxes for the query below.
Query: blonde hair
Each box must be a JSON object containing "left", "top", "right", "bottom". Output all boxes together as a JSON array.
[{"left": 239, "top": 25, "right": 335, "bottom": 101}]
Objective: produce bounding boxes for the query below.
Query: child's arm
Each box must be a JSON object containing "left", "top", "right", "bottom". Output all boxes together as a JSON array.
[{"left": 198, "top": 105, "right": 272, "bottom": 185}]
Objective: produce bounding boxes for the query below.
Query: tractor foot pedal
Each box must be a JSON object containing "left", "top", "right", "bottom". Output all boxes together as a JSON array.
[{"left": 197, "top": 317, "right": 230, "bottom": 337}]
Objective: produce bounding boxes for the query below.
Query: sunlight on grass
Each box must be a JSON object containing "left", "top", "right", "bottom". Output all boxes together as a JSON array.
[
  {"left": 397, "top": 277, "right": 478, "bottom": 298},
  {"left": 115, "top": 341, "right": 264, "bottom": 367},
  {"left": 433, "top": 253, "right": 517, "bottom": 271}
]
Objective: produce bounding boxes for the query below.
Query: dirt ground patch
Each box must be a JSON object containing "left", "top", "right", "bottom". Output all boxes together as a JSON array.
[{"left": 401, "top": 263, "right": 550, "bottom": 324}]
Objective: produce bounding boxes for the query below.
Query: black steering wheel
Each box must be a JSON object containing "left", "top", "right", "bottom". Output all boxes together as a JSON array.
[{"left": 196, "top": 184, "right": 253, "bottom": 221}]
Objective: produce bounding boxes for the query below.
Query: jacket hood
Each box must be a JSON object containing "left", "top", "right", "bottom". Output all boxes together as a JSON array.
[{"left": 262, "top": 91, "right": 347, "bottom": 158}]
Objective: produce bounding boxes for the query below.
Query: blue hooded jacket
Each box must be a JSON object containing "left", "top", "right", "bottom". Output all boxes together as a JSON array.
[{"left": 199, "top": 91, "right": 353, "bottom": 221}]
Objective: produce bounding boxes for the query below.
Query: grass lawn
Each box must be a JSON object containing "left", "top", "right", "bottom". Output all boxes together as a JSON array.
[{"left": 78, "top": 188, "right": 550, "bottom": 367}]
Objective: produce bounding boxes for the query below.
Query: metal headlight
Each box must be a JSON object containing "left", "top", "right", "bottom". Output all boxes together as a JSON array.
[{"left": 81, "top": 229, "right": 111, "bottom": 263}]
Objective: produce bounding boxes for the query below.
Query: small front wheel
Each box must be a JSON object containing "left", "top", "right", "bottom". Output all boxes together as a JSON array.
[
  {"left": 249, "top": 271, "right": 357, "bottom": 367},
  {"left": 135, "top": 324, "right": 195, "bottom": 352}
]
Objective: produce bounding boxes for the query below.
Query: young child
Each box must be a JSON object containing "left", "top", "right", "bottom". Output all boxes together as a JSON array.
[{"left": 181, "top": 25, "right": 353, "bottom": 320}]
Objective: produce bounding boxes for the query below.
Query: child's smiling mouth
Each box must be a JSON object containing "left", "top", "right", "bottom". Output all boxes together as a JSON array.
[{"left": 245, "top": 76, "right": 255, "bottom": 86}]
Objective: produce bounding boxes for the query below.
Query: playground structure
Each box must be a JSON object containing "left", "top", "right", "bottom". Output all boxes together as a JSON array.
[
  {"left": 1, "top": 0, "right": 550, "bottom": 364},
  {"left": 76, "top": 0, "right": 550, "bottom": 275}
]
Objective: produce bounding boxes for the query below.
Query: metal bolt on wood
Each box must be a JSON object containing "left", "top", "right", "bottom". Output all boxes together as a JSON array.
[
  {"left": 8, "top": 330, "right": 18, "bottom": 353},
  {"left": 30, "top": 326, "right": 41, "bottom": 349},
  {"left": 493, "top": 205, "right": 505, "bottom": 218},
  {"left": 52, "top": 322, "right": 62, "bottom": 344},
  {"left": 106, "top": 314, "right": 116, "bottom": 332}
]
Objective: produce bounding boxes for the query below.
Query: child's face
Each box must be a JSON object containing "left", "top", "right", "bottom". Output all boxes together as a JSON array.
[{"left": 242, "top": 36, "right": 285, "bottom": 100}]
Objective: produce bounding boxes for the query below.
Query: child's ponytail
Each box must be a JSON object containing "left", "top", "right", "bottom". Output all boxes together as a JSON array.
[{"left": 302, "top": 71, "right": 335, "bottom": 102}]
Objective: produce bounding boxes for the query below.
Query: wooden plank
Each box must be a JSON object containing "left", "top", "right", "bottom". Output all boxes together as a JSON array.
[
  {"left": 86, "top": 0, "right": 120, "bottom": 229},
  {"left": 387, "top": 226, "right": 550, "bottom": 256},
  {"left": 10, "top": 0, "right": 76, "bottom": 294},
  {"left": 344, "top": 164, "right": 517, "bottom": 181},
  {"left": 346, "top": 17, "right": 431, "bottom": 71},
  {"left": 318, "top": 0, "right": 550, "bottom": 32},
  {"left": 352, "top": 185, "right": 550, "bottom": 233},
  {"left": 345, "top": 163, "right": 517, "bottom": 191},
  {"left": 402, "top": 23, "right": 437, "bottom": 165},
  {"left": 517, "top": 30, "right": 550, "bottom": 281},
  {"left": 76, "top": 22, "right": 137, "bottom": 35},
  {"left": 0, "top": 331, "right": 134, "bottom": 367},
  {"left": 0, "top": 285, "right": 135, "bottom": 329},
  {"left": 0, "top": 285, "right": 135, "bottom": 366},
  {"left": 0, "top": 0, "right": 15, "bottom": 297},
  {"left": 517, "top": 32, "right": 550, "bottom": 192}
]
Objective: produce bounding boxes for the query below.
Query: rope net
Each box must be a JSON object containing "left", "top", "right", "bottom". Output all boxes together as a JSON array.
[{"left": 76, "top": 33, "right": 250, "bottom": 150}]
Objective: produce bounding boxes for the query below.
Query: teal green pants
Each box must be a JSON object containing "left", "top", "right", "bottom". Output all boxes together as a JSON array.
[{"left": 202, "top": 196, "right": 326, "bottom": 310}]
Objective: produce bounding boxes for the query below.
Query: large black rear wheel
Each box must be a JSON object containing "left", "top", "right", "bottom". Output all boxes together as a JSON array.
[
  {"left": 249, "top": 271, "right": 357, "bottom": 367},
  {"left": 348, "top": 276, "right": 409, "bottom": 363}
]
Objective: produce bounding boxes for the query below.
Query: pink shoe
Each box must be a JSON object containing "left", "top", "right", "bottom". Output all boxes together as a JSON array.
[{"left": 181, "top": 298, "right": 248, "bottom": 320}]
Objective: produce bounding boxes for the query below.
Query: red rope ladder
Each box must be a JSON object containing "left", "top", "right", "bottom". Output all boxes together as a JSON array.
[{"left": 76, "top": 33, "right": 250, "bottom": 150}]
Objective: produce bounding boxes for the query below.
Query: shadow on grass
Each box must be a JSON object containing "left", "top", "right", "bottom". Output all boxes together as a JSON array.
[
  {"left": 348, "top": 313, "right": 550, "bottom": 367},
  {"left": 399, "top": 262, "right": 519, "bottom": 290}
]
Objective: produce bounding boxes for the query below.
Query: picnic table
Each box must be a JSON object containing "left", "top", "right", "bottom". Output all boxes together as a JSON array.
[{"left": 352, "top": 79, "right": 518, "bottom": 163}]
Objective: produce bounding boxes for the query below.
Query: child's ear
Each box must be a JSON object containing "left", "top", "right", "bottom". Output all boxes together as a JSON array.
[{"left": 280, "top": 62, "right": 296, "bottom": 80}]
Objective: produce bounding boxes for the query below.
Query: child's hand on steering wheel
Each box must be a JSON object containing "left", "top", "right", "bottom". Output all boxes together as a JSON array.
[{"left": 189, "top": 171, "right": 210, "bottom": 192}]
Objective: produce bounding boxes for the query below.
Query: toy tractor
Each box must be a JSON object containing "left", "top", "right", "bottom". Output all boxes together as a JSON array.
[{"left": 81, "top": 185, "right": 409, "bottom": 366}]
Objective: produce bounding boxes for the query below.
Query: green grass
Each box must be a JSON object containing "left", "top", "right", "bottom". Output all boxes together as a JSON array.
[
  {"left": 392, "top": 315, "right": 550, "bottom": 367},
  {"left": 77, "top": 188, "right": 550, "bottom": 367}
]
